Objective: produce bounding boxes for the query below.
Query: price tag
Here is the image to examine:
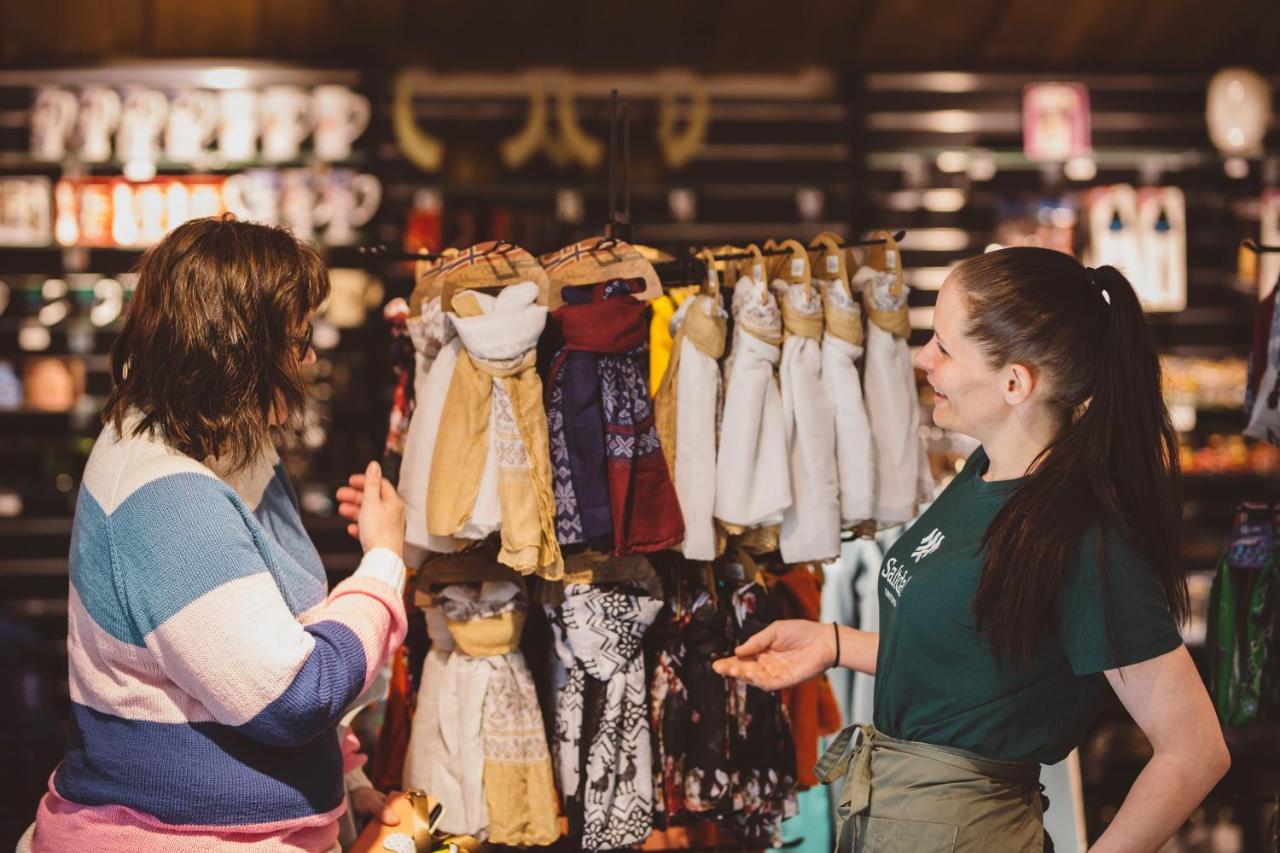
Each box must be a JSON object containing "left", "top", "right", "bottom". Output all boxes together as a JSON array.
[
  {"left": 884, "top": 250, "right": 897, "bottom": 269},
  {"left": 826, "top": 254, "right": 840, "bottom": 274},
  {"left": 725, "top": 562, "right": 745, "bottom": 581},
  {"left": 790, "top": 258, "right": 805, "bottom": 278},
  {"left": 753, "top": 263, "right": 763, "bottom": 281}
]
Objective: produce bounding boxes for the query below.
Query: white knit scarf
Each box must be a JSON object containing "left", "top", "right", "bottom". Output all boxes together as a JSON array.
[
  {"left": 854, "top": 266, "right": 924, "bottom": 525},
  {"left": 671, "top": 295, "right": 726, "bottom": 559},
  {"left": 714, "top": 275, "right": 791, "bottom": 530},
  {"left": 776, "top": 281, "right": 840, "bottom": 562},
  {"left": 818, "top": 279, "right": 875, "bottom": 526}
]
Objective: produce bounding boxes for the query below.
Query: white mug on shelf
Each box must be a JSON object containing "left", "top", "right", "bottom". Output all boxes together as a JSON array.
[
  {"left": 0, "top": 177, "right": 53, "bottom": 246},
  {"left": 116, "top": 88, "right": 169, "bottom": 169},
  {"left": 31, "top": 87, "right": 79, "bottom": 162},
  {"left": 165, "top": 89, "right": 220, "bottom": 163},
  {"left": 260, "top": 86, "right": 313, "bottom": 163},
  {"left": 77, "top": 87, "right": 122, "bottom": 163},
  {"left": 280, "top": 168, "right": 319, "bottom": 240},
  {"left": 218, "top": 89, "right": 259, "bottom": 163},
  {"left": 312, "top": 85, "right": 370, "bottom": 162},
  {"left": 317, "top": 170, "right": 380, "bottom": 246},
  {"left": 222, "top": 169, "right": 281, "bottom": 225}
]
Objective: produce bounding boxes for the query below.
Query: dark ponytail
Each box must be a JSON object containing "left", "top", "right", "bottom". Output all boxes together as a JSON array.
[{"left": 957, "top": 247, "right": 1188, "bottom": 664}]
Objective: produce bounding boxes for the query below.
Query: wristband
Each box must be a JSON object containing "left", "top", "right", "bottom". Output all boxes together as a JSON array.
[{"left": 831, "top": 622, "right": 841, "bottom": 669}]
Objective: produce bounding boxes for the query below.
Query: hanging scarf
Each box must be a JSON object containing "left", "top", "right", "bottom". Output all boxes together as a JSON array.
[
  {"left": 651, "top": 584, "right": 734, "bottom": 827},
  {"left": 654, "top": 294, "right": 727, "bottom": 560},
  {"left": 546, "top": 576, "right": 663, "bottom": 850},
  {"left": 402, "top": 604, "right": 456, "bottom": 805},
  {"left": 714, "top": 275, "right": 790, "bottom": 535},
  {"left": 819, "top": 278, "right": 875, "bottom": 527},
  {"left": 427, "top": 283, "right": 563, "bottom": 579},
  {"left": 855, "top": 265, "right": 925, "bottom": 525},
  {"left": 399, "top": 296, "right": 464, "bottom": 555},
  {"left": 546, "top": 280, "right": 684, "bottom": 555},
  {"left": 405, "top": 582, "right": 560, "bottom": 844},
  {"left": 777, "top": 282, "right": 840, "bottom": 563},
  {"left": 728, "top": 582, "right": 798, "bottom": 847},
  {"left": 381, "top": 298, "right": 416, "bottom": 482}
]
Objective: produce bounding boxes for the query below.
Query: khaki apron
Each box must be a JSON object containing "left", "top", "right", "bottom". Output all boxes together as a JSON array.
[{"left": 815, "top": 724, "right": 1049, "bottom": 853}]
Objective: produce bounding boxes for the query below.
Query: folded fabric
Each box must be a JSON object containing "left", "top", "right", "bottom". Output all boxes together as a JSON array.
[
  {"left": 819, "top": 278, "right": 875, "bottom": 527},
  {"left": 547, "top": 577, "right": 663, "bottom": 850},
  {"left": 399, "top": 296, "right": 464, "bottom": 555},
  {"left": 427, "top": 283, "right": 563, "bottom": 578},
  {"left": 546, "top": 280, "right": 684, "bottom": 555},
  {"left": 776, "top": 282, "right": 840, "bottom": 563},
  {"left": 714, "top": 275, "right": 791, "bottom": 534},
  {"left": 654, "top": 294, "right": 728, "bottom": 560},
  {"left": 855, "top": 265, "right": 924, "bottom": 525}
]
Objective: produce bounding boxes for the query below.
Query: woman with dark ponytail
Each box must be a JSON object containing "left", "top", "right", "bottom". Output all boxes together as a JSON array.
[{"left": 715, "top": 247, "right": 1228, "bottom": 852}]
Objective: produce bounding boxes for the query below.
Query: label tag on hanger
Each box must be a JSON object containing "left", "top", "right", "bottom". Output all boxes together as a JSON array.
[
  {"left": 826, "top": 254, "right": 839, "bottom": 274},
  {"left": 790, "top": 258, "right": 805, "bottom": 278},
  {"left": 885, "top": 250, "right": 897, "bottom": 269},
  {"left": 753, "top": 263, "right": 763, "bottom": 282},
  {"left": 725, "top": 561, "right": 745, "bottom": 581}
]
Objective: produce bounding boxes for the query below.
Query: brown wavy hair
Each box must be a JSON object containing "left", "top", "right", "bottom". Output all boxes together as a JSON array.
[{"left": 103, "top": 216, "right": 330, "bottom": 472}]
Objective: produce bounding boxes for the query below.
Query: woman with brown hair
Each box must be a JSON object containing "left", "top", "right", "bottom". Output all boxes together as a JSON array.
[
  {"left": 25, "top": 217, "right": 406, "bottom": 852},
  {"left": 715, "top": 247, "right": 1230, "bottom": 852}
]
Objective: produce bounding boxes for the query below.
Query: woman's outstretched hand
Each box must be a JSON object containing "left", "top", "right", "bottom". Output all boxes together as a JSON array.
[
  {"left": 335, "top": 461, "right": 405, "bottom": 556},
  {"left": 712, "top": 619, "right": 838, "bottom": 691}
]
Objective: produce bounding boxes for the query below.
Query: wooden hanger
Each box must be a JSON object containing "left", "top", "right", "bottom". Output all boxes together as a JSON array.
[
  {"left": 864, "top": 228, "right": 904, "bottom": 296},
  {"left": 407, "top": 248, "right": 457, "bottom": 318},
  {"left": 439, "top": 241, "right": 551, "bottom": 313},
  {"left": 761, "top": 238, "right": 782, "bottom": 281},
  {"left": 696, "top": 247, "right": 720, "bottom": 299},
  {"left": 741, "top": 243, "right": 770, "bottom": 303},
  {"left": 541, "top": 237, "right": 663, "bottom": 309},
  {"left": 778, "top": 238, "right": 813, "bottom": 300},
  {"left": 808, "top": 231, "right": 852, "bottom": 300}
]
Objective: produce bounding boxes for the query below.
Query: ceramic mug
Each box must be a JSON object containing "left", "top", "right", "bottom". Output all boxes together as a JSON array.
[
  {"left": 218, "top": 89, "right": 259, "bottom": 162},
  {"left": 312, "top": 85, "right": 370, "bottom": 161},
  {"left": 279, "top": 169, "right": 318, "bottom": 239},
  {"left": 260, "top": 86, "right": 313, "bottom": 163},
  {"left": 116, "top": 88, "right": 169, "bottom": 167},
  {"left": 222, "top": 169, "right": 281, "bottom": 225},
  {"left": 31, "top": 87, "right": 79, "bottom": 162},
  {"left": 318, "top": 170, "right": 380, "bottom": 245},
  {"left": 165, "top": 89, "right": 220, "bottom": 163},
  {"left": 78, "top": 87, "right": 121, "bottom": 163}
]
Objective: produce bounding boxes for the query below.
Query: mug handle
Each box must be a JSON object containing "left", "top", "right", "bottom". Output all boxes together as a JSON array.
[
  {"left": 345, "top": 93, "right": 371, "bottom": 144},
  {"left": 348, "top": 174, "right": 381, "bottom": 226}
]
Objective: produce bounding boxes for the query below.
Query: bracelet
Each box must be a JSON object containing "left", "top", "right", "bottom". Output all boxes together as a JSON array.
[{"left": 831, "top": 622, "right": 841, "bottom": 669}]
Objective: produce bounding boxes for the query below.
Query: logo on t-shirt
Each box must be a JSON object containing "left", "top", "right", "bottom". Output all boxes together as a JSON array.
[{"left": 911, "top": 528, "right": 945, "bottom": 562}]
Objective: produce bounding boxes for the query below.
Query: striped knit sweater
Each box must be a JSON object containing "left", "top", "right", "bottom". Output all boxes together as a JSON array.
[{"left": 31, "top": 414, "right": 407, "bottom": 852}]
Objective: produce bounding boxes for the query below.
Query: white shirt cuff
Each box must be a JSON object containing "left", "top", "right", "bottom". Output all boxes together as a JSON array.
[{"left": 355, "top": 547, "right": 406, "bottom": 595}]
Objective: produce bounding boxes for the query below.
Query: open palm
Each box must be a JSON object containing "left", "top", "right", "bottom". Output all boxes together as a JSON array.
[{"left": 712, "top": 619, "right": 836, "bottom": 691}]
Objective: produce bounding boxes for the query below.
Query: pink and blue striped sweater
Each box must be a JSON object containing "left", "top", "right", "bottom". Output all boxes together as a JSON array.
[{"left": 31, "top": 415, "right": 407, "bottom": 852}]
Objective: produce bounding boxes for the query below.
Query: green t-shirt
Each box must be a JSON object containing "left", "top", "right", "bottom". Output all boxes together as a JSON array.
[{"left": 872, "top": 446, "right": 1183, "bottom": 765}]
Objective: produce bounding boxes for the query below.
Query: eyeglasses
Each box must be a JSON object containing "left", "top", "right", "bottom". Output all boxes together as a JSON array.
[{"left": 295, "top": 323, "right": 314, "bottom": 359}]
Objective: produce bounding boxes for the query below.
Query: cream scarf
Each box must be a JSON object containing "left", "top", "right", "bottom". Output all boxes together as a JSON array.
[
  {"left": 654, "top": 294, "right": 727, "bottom": 560},
  {"left": 714, "top": 275, "right": 790, "bottom": 533},
  {"left": 818, "top": 278, "right": 875, "bottom": 526},
  {"left": 399, "top": 296, "right": 464, "bottom": 557},
  {"left": 426, "top": 283, "right": 563, "bottom": 578},
  {"left": 404, "top": 581, "right": 560, "bottom": 845},
  {"left": 776, "top": 281, "right": 840, "bottom": 562},
  {"left": 855, "top": 266, "right": 924, "bottom": 525}
]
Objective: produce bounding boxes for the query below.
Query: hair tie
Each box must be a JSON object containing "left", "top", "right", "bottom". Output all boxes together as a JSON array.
[{"left": 1085, "top": 267, "right": 1111, "bottom": 306}]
